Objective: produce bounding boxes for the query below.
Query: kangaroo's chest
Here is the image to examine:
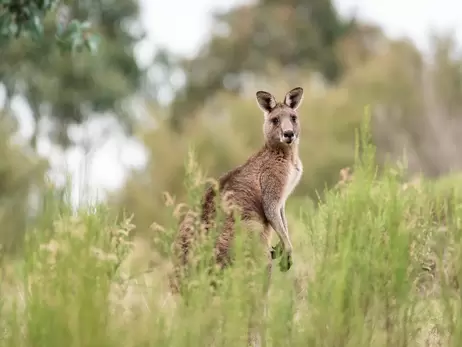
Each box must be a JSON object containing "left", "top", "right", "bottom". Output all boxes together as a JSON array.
[{"left": 281, "top": 158, "right": 303, "bottom": 203}]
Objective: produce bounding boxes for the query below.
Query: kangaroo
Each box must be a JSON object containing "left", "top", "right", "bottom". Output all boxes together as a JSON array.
[{"left": 169, "top": 87, "right": 304, "bottom": 345}]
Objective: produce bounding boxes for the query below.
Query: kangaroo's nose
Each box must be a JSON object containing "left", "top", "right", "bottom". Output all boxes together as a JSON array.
[{"left": 283, "top": 130, "right": 294, "bottom": 139}]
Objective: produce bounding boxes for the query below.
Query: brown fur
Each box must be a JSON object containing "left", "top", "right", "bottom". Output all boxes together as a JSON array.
[{"left": 169, "top": 87, "right": 305, "bottom": 300}]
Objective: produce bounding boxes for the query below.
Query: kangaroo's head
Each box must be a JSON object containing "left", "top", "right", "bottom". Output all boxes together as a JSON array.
[{"left": 256, "top": 87, "right": 304, "bottom": 148}]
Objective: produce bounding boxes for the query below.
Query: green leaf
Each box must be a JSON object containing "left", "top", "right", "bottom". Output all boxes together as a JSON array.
[
  {"left": 55, "top": 36, "right": 71, "bottom": 52},
  {"left": 66, "top": 19, "right": 81, "bottom": 36},
  {"left": 29, "top": 15, "right": 44, "bottom": 41},
  {"left": 15, "top": 22, "right": 22, "bottom": 38},
  {"left": 71, "top": 34, "right": 84, "bottom": 54},
  {"left": 8, "top": 21, "right": 18, "bottom": 37},
  {"left": 84, "top": 33, "right": 100, "bottom": 55},
  {"left": 57, "top": 19, "right": 82, "bottom": 45},
  {"left": 56, "top": 21, "right": 65, "bottom": 35},
  {"left": 22, "top": 6, "right": 31, "bottom": 18},
  {"left": 80, "top": 21, "right": 92, "bottom": 31}
]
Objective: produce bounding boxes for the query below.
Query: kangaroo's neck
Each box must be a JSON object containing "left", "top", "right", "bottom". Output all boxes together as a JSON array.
[{"left": 265, "top": 141, "right": 300, "bottom": 164}]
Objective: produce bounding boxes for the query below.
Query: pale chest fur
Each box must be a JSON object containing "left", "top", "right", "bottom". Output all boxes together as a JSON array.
[{"left": 281, "top": 156, "right": 303, "bottom": 205}]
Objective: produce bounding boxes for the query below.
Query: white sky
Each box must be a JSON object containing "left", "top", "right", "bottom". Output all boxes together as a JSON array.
[
  {"left": 141, "top": 0, "right": 462, "bottom": 56},
  {"left": 8, "top": 0, "right": 462, "bottom": 206}
]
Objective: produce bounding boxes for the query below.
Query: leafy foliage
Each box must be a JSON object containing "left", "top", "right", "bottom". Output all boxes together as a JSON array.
[
  {"left": 168, "top": 0, "right": 359, "bottom": 129},
  {"left": 0, "top": 0, "right": 144, "bottom": 149},
  {"left": 2, "top": 120, "right": 462, "bottom": 346},
  {"left": 113, "top": 31, "right": 462, "bottom": 241},
  {"left": 0, "top": 0, "right": 101, "bottom": 54},
  {"left": 0, "top": 117, "right": 47, "bottom": 254}
]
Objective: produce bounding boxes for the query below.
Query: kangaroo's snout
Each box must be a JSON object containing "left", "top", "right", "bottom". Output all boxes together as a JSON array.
[{"left": 282, "top": 130, "right": 295, "bottom": 143}]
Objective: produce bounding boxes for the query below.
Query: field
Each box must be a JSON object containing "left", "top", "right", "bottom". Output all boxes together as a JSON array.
[{"left": 1, "top": 119, "right": 462, "bottom": 347}]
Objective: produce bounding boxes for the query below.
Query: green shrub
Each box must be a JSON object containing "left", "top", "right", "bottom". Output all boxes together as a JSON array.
[{"left": 2, "top": 115, "right": 462, "bottom": 346}]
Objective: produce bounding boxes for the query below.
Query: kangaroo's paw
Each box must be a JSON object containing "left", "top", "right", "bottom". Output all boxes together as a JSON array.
[{"left": 279, "top": 252, "right": 293, "bottom": 272}]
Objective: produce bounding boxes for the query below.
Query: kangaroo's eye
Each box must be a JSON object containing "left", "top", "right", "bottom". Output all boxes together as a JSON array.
[
  {"left": 271, "top": 118, "right": 279, "bottom": 125},
  {"left": 291, "top": 115, "right": 297, "bottom": 122}
]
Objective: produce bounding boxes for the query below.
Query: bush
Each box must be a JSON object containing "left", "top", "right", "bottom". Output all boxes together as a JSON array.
[{"left": 2, "top": 116, "right": 462, "bottom": 346}]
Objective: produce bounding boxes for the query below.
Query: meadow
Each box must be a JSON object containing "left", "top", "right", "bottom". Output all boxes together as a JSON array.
[{"left": 1, "top": 117, "right": 461, "bottom": 347}]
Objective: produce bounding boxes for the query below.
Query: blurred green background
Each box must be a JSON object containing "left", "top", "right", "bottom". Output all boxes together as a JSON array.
[
  {"left": 1, "top": 0, "right": 462, "bottom": 253},
  {"left": 2, "top": 2, "right": 462, "bottom": 346}
]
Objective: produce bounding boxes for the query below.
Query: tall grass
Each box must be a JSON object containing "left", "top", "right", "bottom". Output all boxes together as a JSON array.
[{"left": 2, "top": 116, "right": 462, "bottom": 346}]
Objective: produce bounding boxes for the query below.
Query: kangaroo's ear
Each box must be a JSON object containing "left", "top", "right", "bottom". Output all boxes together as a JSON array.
[
  {"left": 284, "top": 87, "right": 304, "bottom": 110},
  {"left": 256, "top": 91, "right": 277, "bottom": 113}
]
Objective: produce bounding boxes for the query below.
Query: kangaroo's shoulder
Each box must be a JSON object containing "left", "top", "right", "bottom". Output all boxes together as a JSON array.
[{"left": 216, "top": 146, "right": 265, "bottom": 183}]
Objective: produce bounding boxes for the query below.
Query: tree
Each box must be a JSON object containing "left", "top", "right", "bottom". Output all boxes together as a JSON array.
[
  {"left": 0, "top": 114, "right": 47, "bottom": 254},
  {"left": 168, "top": 0, "right": 356, "bottom": 129},
  {"left": 0, "top": 0, "right": 101, "bottom": 54},
  {"left": 0, "top": 0, "right": 145, "bottom": 150}
]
